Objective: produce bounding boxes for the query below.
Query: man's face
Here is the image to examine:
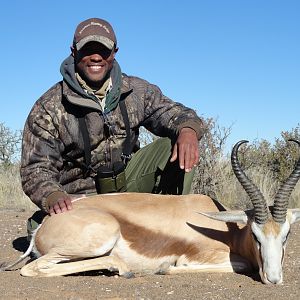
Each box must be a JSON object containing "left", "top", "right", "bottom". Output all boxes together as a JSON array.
[{"left": 74, "top": 41, "right": 117, "bottom": 89}]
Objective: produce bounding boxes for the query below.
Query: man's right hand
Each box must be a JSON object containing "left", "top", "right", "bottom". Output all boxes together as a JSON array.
[{"left": 48, "top": 195, "right": 73, "bottom": 216}]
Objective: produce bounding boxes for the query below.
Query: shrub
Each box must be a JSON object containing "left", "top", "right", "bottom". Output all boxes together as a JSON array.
[{"left": 192, "top": 121, "right": 300, "bottom": 209}]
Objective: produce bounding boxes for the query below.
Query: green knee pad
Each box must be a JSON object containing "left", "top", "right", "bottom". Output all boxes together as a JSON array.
[{"left": 26, "top": 211, "right": 47, "bottom": 241}]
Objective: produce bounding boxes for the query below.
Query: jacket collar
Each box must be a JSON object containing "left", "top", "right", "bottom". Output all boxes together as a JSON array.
[
  {"left": 61, "top": 73, "right": 132, "bottom": 112},
  {"left": 60, "top": 55, "right": 132, "bottom": 112}
]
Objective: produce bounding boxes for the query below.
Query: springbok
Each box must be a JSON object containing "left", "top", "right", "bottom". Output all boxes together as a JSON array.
[{"left": 2, "top": 140, "right": 300, "bottom": 284}]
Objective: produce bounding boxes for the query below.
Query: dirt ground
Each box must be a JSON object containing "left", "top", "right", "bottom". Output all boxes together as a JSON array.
[{"left": 0, "top": 209, "right": 299, "bottom": 300}]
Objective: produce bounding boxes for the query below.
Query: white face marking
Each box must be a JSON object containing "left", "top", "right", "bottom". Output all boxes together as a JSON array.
[{"left": 251, "top": 220, "right": 290, "bottom": 284}]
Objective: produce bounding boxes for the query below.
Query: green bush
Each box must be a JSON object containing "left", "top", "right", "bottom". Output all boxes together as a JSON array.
[
  {"left": 0, "top": 122, "right": 22, "bottom": 165},
  {"left": 192, "top": 122, "right": 300, "bottom": 209}
]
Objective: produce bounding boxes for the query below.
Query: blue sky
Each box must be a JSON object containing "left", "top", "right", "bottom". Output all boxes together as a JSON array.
[{"left": 1, "top": 0, "right": 299, "bottom": 152}]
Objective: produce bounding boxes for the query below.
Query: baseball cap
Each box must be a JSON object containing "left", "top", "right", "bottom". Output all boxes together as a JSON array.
[{"left": 73, "top": 18, "right": 117, "bottom": 51}]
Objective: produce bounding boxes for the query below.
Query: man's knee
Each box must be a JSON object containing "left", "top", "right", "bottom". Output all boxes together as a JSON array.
[
  {"left": 27, "top": 211, "right": 47, "bottom": 242},
  {"left": 143, "top": 138, "right": 172, "bottom": 167},
  {"left": 151, "top": 137, "right": 172, "bottom": 152}
]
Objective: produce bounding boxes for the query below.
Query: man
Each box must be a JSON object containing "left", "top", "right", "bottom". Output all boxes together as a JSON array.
[{"left": 21, "top": 18, "right": 205, "bottom": 218}]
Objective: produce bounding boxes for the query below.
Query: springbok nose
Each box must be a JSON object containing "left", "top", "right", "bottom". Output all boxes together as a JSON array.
[{"left": 266, "top": 273, "right": 282, "bottom": 285}]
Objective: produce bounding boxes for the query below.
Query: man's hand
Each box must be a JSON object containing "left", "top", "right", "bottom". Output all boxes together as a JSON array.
[
  {"left": 170, "top": 127, "right": 199, "bottom": 172},
  {"left": 49, "top": 195, "right": 73, "bottom": 216}
]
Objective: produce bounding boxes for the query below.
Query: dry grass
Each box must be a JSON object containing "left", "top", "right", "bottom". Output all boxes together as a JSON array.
[
  {"left": 192, "top": 158, "right": 300, "bottom": 210},
  {"left": 290, "top": 181, "right": 300, "bottom": 208},
  {"left": 0, "top": 161, "right": 299, "bottom": 212},
  {"left": 0, "top": 163, "right": 36, "bottom": 211}
]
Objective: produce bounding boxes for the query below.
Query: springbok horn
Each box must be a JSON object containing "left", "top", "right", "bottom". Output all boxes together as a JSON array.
[
  {"left": 231, "top": 140, "right": 269, "bottom": 224},
  {"left": 272, "top": 139, "right": 300, "bottom": 223}
]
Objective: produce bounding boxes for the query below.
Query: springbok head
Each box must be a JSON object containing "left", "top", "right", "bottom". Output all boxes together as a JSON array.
[
  {"left": 203, "top": 139, "right": 300, "bottom": 284},
  {"left": 232, "top": 139, "right": 300, "bottom": 284}
]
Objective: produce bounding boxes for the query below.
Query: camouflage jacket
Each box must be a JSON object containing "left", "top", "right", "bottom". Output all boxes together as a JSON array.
[{"left": 20, "top": 57, "right": 205, "bottom": 211}]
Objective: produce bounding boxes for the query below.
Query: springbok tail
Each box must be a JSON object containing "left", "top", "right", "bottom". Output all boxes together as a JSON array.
[{"left": 0, "top": 234, "right": 35, "bottom": 271}]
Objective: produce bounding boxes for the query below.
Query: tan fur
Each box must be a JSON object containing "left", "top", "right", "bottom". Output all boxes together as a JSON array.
[
  {"left": 20, "top": 193, "right": 255, "bottom": 277},
  {"left": 112, "top": 215, "right": 201, "bottom": 258},
  {"left": 262, "top": 219, "right": 281, "bottom": 236}
]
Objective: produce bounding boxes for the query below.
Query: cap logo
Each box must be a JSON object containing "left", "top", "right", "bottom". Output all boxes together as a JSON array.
[{"left": 79, "top": 21, "right": 110, "bottom": 35}]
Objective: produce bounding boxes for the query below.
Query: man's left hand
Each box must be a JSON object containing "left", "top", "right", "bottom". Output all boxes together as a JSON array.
[{"left": 170, "top": 127, "right": 199, "bottom": 172}]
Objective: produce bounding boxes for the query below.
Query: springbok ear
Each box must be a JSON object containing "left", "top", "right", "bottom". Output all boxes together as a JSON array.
[
  {"left": 197, "top": 210, "right": 251, "bottom": 224},
  {"left": 288, "top": 209, "right": 300, "bottom": 224}
]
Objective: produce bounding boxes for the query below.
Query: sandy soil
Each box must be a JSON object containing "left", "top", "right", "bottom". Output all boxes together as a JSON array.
[{"left": 0, "top": 209, "right": 300, "bottom": 300}]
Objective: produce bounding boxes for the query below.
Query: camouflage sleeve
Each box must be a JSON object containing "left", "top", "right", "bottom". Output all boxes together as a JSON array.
[
  {"left": 20, "top": 97, "right": 67, "bottom": 211},
  {"left": 139, "top": 79, "right": 206, "bottom": 140}
]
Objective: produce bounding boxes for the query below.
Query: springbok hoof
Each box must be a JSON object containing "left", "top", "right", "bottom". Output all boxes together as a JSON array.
[
  {"left": 122, "top": 271, "right": 135, "bottom": 279},
  {"left": 108, "top": 267, "right": 118, "bottom": 273},
  {"left": 155, "top": 261, "right": 170, "bottom": 275},
  {"left": 155, "top": 269, "right": 167, "bottom": 275}
]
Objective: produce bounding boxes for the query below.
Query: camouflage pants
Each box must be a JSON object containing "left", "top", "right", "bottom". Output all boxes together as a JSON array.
[{"left": 27, "top": 137, "right": 195, "bottom": 238}]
